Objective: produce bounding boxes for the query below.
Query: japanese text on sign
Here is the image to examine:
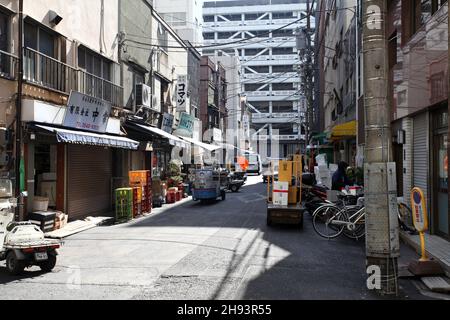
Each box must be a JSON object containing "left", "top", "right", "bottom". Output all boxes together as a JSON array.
[
  {"left": 64, "top": 91, "right": 111, "bottom": 133},
  {"left": 177, "top": 75, "right": 188, "bottom": 112}
]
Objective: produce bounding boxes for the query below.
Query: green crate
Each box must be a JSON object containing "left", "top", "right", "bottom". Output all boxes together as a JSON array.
[{"left": 115, "top": 188, "right": 134, "bottom": 223}]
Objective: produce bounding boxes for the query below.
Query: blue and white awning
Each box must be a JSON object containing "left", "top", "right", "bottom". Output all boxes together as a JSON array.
[
  {"left": 36, "top": 125, "right": 139, "bottom": 150},
  {"left": 134, "top": 124, "right": 189, "bottom": 148}
]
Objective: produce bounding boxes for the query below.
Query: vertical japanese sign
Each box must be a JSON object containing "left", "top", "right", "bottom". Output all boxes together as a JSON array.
[
  {"left": 64, "top": 91, "right": 111, "bottom": 133},
  {"left": 161, "top": 113, "right": 174, "bottom": 133},
  {"left": 176, "top": 75, "right": 188, "bottom": 112}
]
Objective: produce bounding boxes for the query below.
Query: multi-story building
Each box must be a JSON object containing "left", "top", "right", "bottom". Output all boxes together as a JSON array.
[
  {"left": 119, "top": 0, "right": 190, "bottom": 179},
  {"left": 387, "top": 1, "right": 448, "bottom": 241},
  {"left": 0, "top": 0, "right": 137, "bottom": 221},
  {"left": 315, "top": 0, "right": 359, "bottom": 166},
  {"left": 154, "top": 0, "right": 203, "bottom": 45},
  {"left": 199, "top": 56, "right": 228, "bottom": 143},
  {"left": 202, "top": 0, "right": 311, "bottom": 158}
]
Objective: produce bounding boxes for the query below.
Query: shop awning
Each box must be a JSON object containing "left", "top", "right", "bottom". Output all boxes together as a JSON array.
[
  {"left": 178, "top": 136, "right": 221, "bottom": 152},
  {"left": 330, "top": 121, "right": 357, "bottom": 140},
  {"left": 36, "top": 125, "right": 139, "bottom": 150},
  {"left": 135, "top": 124, "right": 188, "bottom": 148}
]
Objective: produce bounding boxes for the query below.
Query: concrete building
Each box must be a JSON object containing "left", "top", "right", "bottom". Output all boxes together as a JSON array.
[
  {"left": 199, "top": 56, "right": 228, "bottom": 143},
  {"left": 153, "top": 0, "right": 203, "bottom": 45},
  {"left": 202, "top": 0, "right": 311, "bottom": 158},
  {"left": 0, "top": 0, "right": 133, "bottom": 221},
  {"left": 387, "top": 1, "right": 448, "bottom": 241},
  {"left": 315, "top": 0, "right": 359, "bottom": 166}
]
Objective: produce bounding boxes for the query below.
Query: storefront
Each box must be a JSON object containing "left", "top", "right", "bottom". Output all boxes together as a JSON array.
[
  {"left": 329, "top": 120, "right": 357, "bottom": 167},
  {"left": 21, "top": 94, "right": 139, "bottom": 221},
  {"left": 25, "top": 124, "right": 139, "bottom": 221},
  {"left": 124, "top": 120, "right": 189, "bottom": 179},
  {"left": 432, "top": 107, "right": 448, "bottom": 239}
]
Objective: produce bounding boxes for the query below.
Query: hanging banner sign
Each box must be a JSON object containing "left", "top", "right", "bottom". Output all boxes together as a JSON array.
[
  {"left": 176, "top": 75, "right": 188, "bottom": 112},
  {"left": 64, "top": 91, "right": 111, "bottom": 133}
]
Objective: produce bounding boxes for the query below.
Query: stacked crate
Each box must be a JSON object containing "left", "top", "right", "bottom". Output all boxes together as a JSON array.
[
  {"left": 115, "top": 188, "right": 134, "bottom": 223},
  {"left": 129, "top": 170, "right": 152, "bottom": 215}
]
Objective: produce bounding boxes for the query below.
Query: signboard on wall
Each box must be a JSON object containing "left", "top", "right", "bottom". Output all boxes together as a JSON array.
[
  {"left": 64, "top": 91, "right": 111, "bottom": 133},
  {"left": 176, "top": 75, "right": 188, "bottom": 112},
  {"left": 174, "top": 112, "right": 195, "bottom": 138},
  {"left": 161, "top": 113, "right": 174, "bottom": 133}
]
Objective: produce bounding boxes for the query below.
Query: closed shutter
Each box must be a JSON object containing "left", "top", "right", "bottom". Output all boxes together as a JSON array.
[
  {"left": 67, "top": 145, "right": 112, "bottom": 220},
  {"left": 413, "top": 113, "right": 430, "bottom": 212}
]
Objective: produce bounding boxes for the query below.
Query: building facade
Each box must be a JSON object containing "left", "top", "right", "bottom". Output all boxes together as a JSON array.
[
  {"left": 202, "top": 0, "right": 311, "bottom": 158},
  {"left": 387, "top": 0, "right": 449, "bottom": 240},
  {"left": 315, "top": 0, "right": 360, "bottom": 166},
  {"left": 154, "top": 0, "right": 203, "bottom": 45},
  {"left": 199, "top": 56, "right": 228, "bottom": 143}
]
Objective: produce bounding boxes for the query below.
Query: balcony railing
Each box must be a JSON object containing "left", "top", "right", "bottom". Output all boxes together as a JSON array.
[
  {"left": 0, "top": 50, "right": 18, "bottom": 80},
  {"left": 23, "top": 47, "right": 123, "bottom": 107}
]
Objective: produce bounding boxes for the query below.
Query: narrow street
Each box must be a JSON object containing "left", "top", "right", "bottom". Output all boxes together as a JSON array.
[{"left": 0, "top": 177, "right": 427, "bottom": 300}]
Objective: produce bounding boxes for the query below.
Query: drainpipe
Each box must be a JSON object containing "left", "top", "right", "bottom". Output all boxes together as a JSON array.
[{"left": 15, "top": 0, "right": 24, "bottom": 220}]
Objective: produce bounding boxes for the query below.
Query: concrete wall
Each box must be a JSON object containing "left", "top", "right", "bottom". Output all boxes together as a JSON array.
[
  {"left": 154, "top": 0, "right": 203, "bottom": 44},
  {"left": 22, "top": 0, "right": 119, "bottom": 63}
]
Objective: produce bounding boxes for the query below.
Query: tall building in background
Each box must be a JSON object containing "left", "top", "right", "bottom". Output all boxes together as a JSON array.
[
  {"left": 154, "top": 0, "right": 204, "bottom": 45},
  {"left": 202, "top": 0, "right": 313, "bottom": 158}
]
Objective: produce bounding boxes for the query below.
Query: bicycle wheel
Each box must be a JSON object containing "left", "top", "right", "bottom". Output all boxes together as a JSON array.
[
  {"left": 398, "top": 202, "right": 416, "bottom": 233},
  {"left": 343, "top": 207, "right": 366, "bottom": 240},
  {"left": 312, "top": 205, "right": 346, "bottom": 239}
]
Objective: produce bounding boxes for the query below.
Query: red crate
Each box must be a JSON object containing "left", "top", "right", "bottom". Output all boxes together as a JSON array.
[{"left": 166, "top": 190, "right": 176, "bottom": 204}]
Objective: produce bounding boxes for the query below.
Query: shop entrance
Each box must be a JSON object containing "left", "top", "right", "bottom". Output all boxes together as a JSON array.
[{"left": 34, "top": 143, "right": 57, "bottom": 210}]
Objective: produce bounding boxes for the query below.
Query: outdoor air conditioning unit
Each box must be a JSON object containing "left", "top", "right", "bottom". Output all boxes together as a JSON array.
[{"left": 135, "top": 83, "right": 151, "bottom": 109}]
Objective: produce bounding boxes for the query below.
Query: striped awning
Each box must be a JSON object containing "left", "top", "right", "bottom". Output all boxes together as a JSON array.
[{"left": 36, "top": 125, "right": 139, "bottom": 150}]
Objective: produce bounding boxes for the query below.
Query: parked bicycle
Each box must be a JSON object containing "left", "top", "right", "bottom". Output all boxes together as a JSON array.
[{"left": 312, "top": 194, "right": 415, "bottom": 240}]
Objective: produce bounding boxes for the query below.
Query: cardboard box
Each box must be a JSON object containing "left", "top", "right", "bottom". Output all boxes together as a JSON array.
[{"left": 273, "top": 182, "right": 289, "bottom": 206}]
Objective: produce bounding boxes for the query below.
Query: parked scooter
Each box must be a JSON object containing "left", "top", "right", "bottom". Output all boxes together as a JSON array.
[
  {"left": 301, "top": 173, "right": 330, "bottom": 214},
  {"left": 0, "top": 179, "right": 61, "bottom": 275}
]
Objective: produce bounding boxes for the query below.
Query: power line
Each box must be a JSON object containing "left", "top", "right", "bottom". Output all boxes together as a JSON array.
[{"left": 122, "top": 15, "right": 309, "bottom": 50}]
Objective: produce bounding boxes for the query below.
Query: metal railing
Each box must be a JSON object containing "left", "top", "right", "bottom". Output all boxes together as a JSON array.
[
  {"left": 23, "top": 47, "right": 123, "bottom": 107},
  {"left": 0, "top": 49, "right": 18, "bottom": 80}
]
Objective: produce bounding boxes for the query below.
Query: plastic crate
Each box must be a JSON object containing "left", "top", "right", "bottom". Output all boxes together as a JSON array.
[
  {"left": 129, "top": 170, "right": 151, "bottom": 186},
  {"left": 115, "top": 188, "right": 134, "bottom": 223}
]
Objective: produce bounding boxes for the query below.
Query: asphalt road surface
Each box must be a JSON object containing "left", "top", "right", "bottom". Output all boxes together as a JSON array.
[{"left": 0, "top": 176, "right": 432, "bottom": 300}]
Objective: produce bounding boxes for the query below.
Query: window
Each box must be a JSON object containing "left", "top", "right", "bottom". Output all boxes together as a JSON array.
[
  {"left": 272, "top": 65, "right": 294, "bottom": 73},
  {"left": 272, "top": 83, "right": 294, "bottom": 91},
  {"left": 78, "top": 46, "right": 112, "bottom": 80},
  {"left": 272, "top": 29, "right": 293, "bottom": 38},
  {"left": 162, "top": 12, "right": 187, "bottom": 27},
  {"left": 272, "top": 12, "right": 294, "bottom": 20},
  {"left": 157, "top": 23, "right": 168, "bottom": 51},
  {"left": 203, "top": 32, "right": 215, "bottom": 40},
  {"left": 0, "top": 11, "right": 10, "bottom": 77},
  {"left": 272, "top": 47, "right": 294, "bottom": 55},
  {"left": 203, "top": 15, "right": 215, "bottom": 22},
  {"left": 24, "top": 22, "right": 56, "bottom": 58}
]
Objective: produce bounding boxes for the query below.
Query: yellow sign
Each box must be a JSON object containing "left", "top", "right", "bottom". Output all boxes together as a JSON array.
[
  {"left": 411, "top": 187, "right": 428, "bottom": 233},
  {"left": 410, "top": 187, "right": 429, "bottom": 262}
]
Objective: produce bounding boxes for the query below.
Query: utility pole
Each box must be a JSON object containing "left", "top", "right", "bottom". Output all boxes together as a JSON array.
[
  {"left": 362, "top": 0, "right": 399, "bottom": 295},
  {"left": 15, "top": 0, "right": 24, "bottom": 221}
]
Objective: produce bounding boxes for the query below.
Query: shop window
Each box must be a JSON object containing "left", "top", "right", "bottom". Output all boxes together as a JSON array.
[{"left": 34, "top": 144, "right": 58, "bottom": 209}]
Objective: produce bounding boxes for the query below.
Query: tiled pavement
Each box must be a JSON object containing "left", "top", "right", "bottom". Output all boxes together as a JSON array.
[{"left": 401, "top": 231, "right": 450, "bottom": 277}]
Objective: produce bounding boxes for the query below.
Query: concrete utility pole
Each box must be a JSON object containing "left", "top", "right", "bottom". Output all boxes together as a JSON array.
[
  {"left": 15, "top": 0, "right": 24, "bottom": 221},
  {"left": 362, "top": 0, "right": 400, "bottom": 295}
]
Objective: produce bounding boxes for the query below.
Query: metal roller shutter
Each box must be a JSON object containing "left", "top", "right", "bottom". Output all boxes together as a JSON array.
[
  {"left": 413, "top": 113, "right": 430, "bottom": 213},
  {"left": 67, "top": 145, "right": 112, "bottom": 220}
]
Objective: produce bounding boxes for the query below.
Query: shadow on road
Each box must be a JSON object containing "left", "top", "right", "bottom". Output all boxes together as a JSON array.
[{"left": 118, "top": 177, "right": 427, "bottom": 300}]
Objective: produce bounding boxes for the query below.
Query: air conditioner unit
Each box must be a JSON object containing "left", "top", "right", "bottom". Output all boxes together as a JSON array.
[{"left": 135, "top": 83, "right": 151, "bottom": 109}]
